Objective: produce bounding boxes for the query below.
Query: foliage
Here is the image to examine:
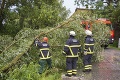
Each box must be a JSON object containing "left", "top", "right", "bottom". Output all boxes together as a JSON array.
[
  {"left": 0, "top": 28, "right": 35, "bottom": 69},
  {"left": 74, "top": 0, "right": 120, "bottom": 26},
  {"left": 6, "top": 62, "right": 61, "bottom": 80},
  {"left": 0, "top": 0, "right": 70, "bottom": 36},
  {"left": 110, "top": 40, "right": 118, "bottom": 48},
  {"left": 0, "top": 35, "right": 13, "bottom": 52},
  {"left": 74, "top": 0, "right": 120, "bottom": 46},
  {"left": 92, "top": 23, "right": 110, "bottom": 46},
  {"left": 111, "top": 6, "right": 120, "bottom": 24},
  {"left": 0, "top": 0, "right": 114, "bottom": 79},
  {"left": 0, "top": 10, "right": 110, "bottom": 80}
]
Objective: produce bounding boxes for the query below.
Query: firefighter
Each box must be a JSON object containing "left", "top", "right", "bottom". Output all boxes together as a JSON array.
[
  {"left": 34, "top": 37, "right": 52, "bottom": 74},
  {"left": 83, "top": 30, "right": 95, "bottom": 72},
  {"left": 63, "top": 31, "right": 81, "bottom": 77}
]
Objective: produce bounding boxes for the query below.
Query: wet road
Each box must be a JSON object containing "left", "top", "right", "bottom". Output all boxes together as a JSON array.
[{"left": 79, "top": 48, "right": 120, "bottom": 80}]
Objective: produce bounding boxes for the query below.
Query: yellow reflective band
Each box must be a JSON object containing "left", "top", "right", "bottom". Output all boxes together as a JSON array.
[
  {"left": 89, "top": 47, "right": 91, "bottom": 52},
  {"left": 88, "top": 65, "right": 92, "bottom": 69},
  {"left": 66, "top": 55, "right": 78, "bottom": 57},
  {"left": 40, "top": 52, "right": 45, "bottom": 59},
  {"left": 67, "top": 70, "right": 72, "bottom": 72},
  {"left": 64, "top": 45, "right": 80, "bottom": 57},
  {"left": 64, "top": 45, "right": 69, "bottom": 47},
  {"left": 84, "top": 44, "right": 94, "bottom": 46},
  {"left": 85, "top": 65, "right": 90, "bottom": 67},
  {"left": 69, "top": 45, "right": 81, "bottom": 47},
  {"left": 47, "top": 52, "right": 49, "bottom": 58},
  {"left": 72, "top": 72, "right": 77, "bottom": 74},
  {"left": 72, "top": 70, "right": 77, "bottom": 73},
  {"left": 69, "top": 47, "right": 74, "bottom": 56},
  {"left": 85, "top": 68, "right": 90, "bottom": 69},
  {"left": 68, "top": 73, "right": 72, "bottom": 75},
  {"left": 65, "top": 45, "right": 74, "bottom": 56},
  {"left": 35, "top": 43, "right": 37, "bottom": 46},
  {"left": 87, "top": 52, "right": 94, "bottom": 54},
  {"left": 40, "top": 48, "right": 49, "bottom": 51},
  {"left": 39, "top": 48, "right": 50, "bottom": 59},
  {"left": 72, "top": 69, "right": 77, "bottom": 71},
  {"left": 88, "top": 65, "right": 92, "bottom": 67},
  {"left": 62, "top": 51, "right": 66, "bottom": 54},
  {"left": 65, "top": 45, "right": 81, "bottom": 47},
  {"left": 40, "top": 57, "right": 51, "bottom": 59},
  {"left": 85, "top": 65, "right": 90, "bottom": 69}
]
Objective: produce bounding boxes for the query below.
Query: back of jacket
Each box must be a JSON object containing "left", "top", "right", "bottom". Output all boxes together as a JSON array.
[
  {"left": 37, "top": 42, "right": 51, "bottom": 59},
  {"left": 63, "top": 36, "right": 81, "bottom": 57},
  {"left": 84, "top": 35, "right": 94, "bottom": 54}
]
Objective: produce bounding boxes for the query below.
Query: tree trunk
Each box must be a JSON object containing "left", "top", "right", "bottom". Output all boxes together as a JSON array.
[
  {"left": 114, "top": 23, "right": 120, "bottom": 41},
  {"left": 0, "top": 0, "right": 5, "bottom": 32}
]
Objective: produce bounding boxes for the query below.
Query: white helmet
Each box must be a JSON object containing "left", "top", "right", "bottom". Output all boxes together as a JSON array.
[
  {"left": 70, "top": 31, "right": 76, "bottom": 36},
  {"left": 85, "top": 30, "right": 92, "bottom": 36}
]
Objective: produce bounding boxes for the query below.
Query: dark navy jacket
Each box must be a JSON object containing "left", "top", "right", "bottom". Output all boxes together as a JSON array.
[
  {"left": 35, "top": 40, "right": 51, "bottom": 59},
  {"left": 63, "top": 36, "right": 81, "bottom": 57},
  {"left": 84, "top": 35, "right": 95, "bottom": 54}
]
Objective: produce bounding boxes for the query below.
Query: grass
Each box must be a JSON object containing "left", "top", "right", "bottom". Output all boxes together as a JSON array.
[{"left": 109, "top": 44, "right": 120, "bottom": 50}]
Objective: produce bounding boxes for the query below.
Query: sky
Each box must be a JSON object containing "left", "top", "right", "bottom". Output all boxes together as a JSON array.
[{"left": 63, "top": 0, "right": 78, "bottom": 17}]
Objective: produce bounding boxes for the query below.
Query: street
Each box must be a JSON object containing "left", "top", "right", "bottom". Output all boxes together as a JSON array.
[{"left": 79, "top": 48, "right": 120, "bottom": 80}]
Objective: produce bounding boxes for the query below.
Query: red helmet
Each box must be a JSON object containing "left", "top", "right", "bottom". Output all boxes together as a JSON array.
[{"left": 43, "top": 37, "right": 48, "bottom": 42}]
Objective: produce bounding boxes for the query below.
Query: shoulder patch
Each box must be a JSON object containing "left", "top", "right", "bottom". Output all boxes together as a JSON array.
[
  {"left": 90, "top": 38, "right": 94, "bottom": 41},
  {"left": 42, "top": 44, "right": 48, "bottom": 46},
  {"left": 72, "top": 39, "right": 77, "bottom": 42}
]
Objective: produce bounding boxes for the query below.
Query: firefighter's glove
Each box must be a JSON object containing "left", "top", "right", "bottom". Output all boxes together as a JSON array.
[
  {"left": 34, "top": 39, "right": 39, "bottom": 46},
  {"left": 84, "top": 51, "right": 87, "bottom": 55}
]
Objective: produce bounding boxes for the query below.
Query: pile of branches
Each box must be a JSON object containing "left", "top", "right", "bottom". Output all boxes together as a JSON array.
[{"left": 0, "top": 13, "right": 110, "bottom": 79}]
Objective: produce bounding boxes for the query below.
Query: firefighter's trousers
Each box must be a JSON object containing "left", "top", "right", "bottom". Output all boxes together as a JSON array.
[
  {"left": 66, "top": 57, "right": 78, "bottom": 76},
  {"left": 83, "top": 54, "right": 92, "bottom": 70},
  {"left": 39, "top": 58, "right": 52, "bottom": 74}
]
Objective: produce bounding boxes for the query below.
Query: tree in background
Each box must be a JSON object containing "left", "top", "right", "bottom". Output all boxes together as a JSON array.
[
  {"left": 75, "top": 0, "right": 120, "bottom": 44},
  {"left": 74, "top": 0, "right": 119, "bottom": 19},
  {"left": 0, "top": 0, "right": 70, "bottom": 37}
]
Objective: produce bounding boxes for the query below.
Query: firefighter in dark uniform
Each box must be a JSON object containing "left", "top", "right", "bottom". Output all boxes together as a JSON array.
[
  {"left": 63, "top": 31, "right": 81, "bottom": 77},
  {"left": 83, "top": 30, "right": 94, "bottom": 72},
  {"left": 34, "top": 37, "right": 52, "bottom": 74}
]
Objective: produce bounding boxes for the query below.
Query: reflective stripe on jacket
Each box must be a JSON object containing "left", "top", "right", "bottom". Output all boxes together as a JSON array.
[
  {"left": 37, "top": 42, "right": 51, "bottom": 59},
  {"left": 40, "top": 48, "right": 51, "bottom": 59},
  {"left": 63, "top": 36, "right": 81, "bottom": 57},
  {"left": 84, "top": 35, "right": 95, "bottom": 54}
]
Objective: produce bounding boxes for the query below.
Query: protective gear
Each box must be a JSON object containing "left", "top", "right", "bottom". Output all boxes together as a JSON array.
[
  {"left": 63, "top": 36, "right": 81, "bottom": 57},
  {"left": 84, "top": 36, "right": 94, "bottom": 54},
  {"left": 65, "top": 73, "right": 72, "bottom": 77},
  {"left": 43, "top": 37, "right": 48, "bottom": 42},
  {"left": 34, "top": 38, "right": 39, "bottom": 46},
  {"left": 38, "top": 42, "right": 51, "bottom": 59},
  {"left": 63, "top": 36, "right": 81, "bottom": 76},
  {"left": 35, "top": 39, "right": 52, "bottom": 74},
  {"left": 83, "top": 35, "right": 94, "bottom": 72},
  {"left": 83, "top": 54, "right": 92, "bottom": 72},
  {"left": 39, "top": 58, "right": 52, "bottom": 74},
  {"left": 85, "top": 30, "right": 92, "bottom": 36},
  {"left": 69, "top": 31, "right": 76, "bottom": 36},
  {"left": 84, "top": 51, "right": 87, "bottom": 55}
]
